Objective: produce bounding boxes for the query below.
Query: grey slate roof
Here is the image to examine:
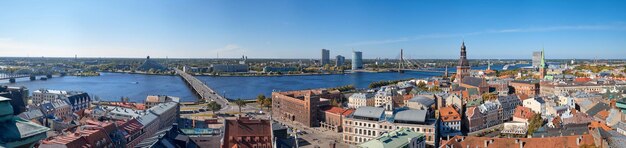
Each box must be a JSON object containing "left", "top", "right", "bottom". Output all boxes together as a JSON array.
[
  {"left": 534, "top": 97, "right": 546, "bottom": 103},
  {"left": 272, "top": 121, "right": 287, "bottom": 131},
  {"left": 461, "top": 77, "right": 485, "bottom": 87},
  {"left": 18, "top": 109, "right": 44, "bottom": 120},
  {"left": 150, "top": 102, "right": 177, "bottom": 116},
  {"left": 614, "top": 122, "right": 626, "bottom": 131},
  {"left": 586, "top": 102, "right": 610, "bottom": 116},
  {"left": 353, "top": 106, "right": 385, "bottom": 119},
  {"left": 532, "top": 123, "right": 590, "bottom": 137},
  {"left": 607, "top": 130, "right": 626, "bottom": 148},
  {"left": 409, "top": 96, "right": 435, "bottom": 106},
  {"left": 135, "top": 126, "right": 174, "bottom": 148},
  {"left": 137, "top": 112, "right": 158, "bottom": 126},
  {"left": 394, "top": 109, "right": 427, "bottom": 123}
]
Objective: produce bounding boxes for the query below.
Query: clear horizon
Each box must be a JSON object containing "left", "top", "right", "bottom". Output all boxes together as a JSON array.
[{"left": 1, "top": 0, "right": 625, "bottom": 59}]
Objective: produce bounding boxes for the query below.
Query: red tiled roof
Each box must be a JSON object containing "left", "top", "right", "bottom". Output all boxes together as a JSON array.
[
  {"left": 342, "top": 109, "right": 355, "bottom": 116},
  {"left": 108, "top": 102, "right": 146, "bottom": 110},
  {"left": 403, "top": 94, "right": 413, "bottom": 101},
  {"left": 589, "top": 121, "right": 613, "bottom": 131},
  {"left": 466, "top": 106, "right": 478, "bottom": 118},
  {"left": 513, "top": 106, "right": 534, "bottom": 120},
  {"left": 322, "top": 106, "right": 347, "bottom": 115},
  {"left": 440, "top": 134, "right": 596, "bottom": 148},
  {"left": 575, "top": 77, "right": 592, "bottom": 83},
  {"left": 222, "top": 117, "right": 272, "bottom": 148},
  {"left": 517, "top": 94, "right": 529, "bottom": 101},
  {"left": 563, "top": 112, "right": 594, "bottom": 125},
  {"left": 596, "top": 110, "right": 610, "bottom": 120},
  {"left": 440, "top": 106, "right": 461, "bottom": 122},
  {"left": 119, "top": 119, "right": 143, "bottom": 137}
]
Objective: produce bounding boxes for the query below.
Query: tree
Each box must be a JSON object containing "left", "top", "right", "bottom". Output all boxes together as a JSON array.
[
  {"left": 207, "top": 101, "right": 222, "bottom": 114},
  {"left": 234, "top": 98, "right": 247, "bottom": 113},
  {"left": 417, "top": 81, "right": 428, "bottom": 91},
  {"left": 262, "top": 97, "right": 272, "bottom": 110},
  {"left": 429, "top": 85, "right": 440, "bottom": 92},
  {"left": 527, "top": 113, "right": 543, "bottom": 136},
  {"left": 481, "top": 93, "right": 497, "bottom": 102},
  {"left": 256, "top": 94, "right": 266, "bottom": 105}
]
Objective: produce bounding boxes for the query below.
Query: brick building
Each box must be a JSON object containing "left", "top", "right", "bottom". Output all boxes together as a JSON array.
[
  {"left": 222, "top": 117, "right": 272, "bottom": 148},
  {"left": 272, "top": 89, "right": 336, "bottom": 127},
  {"left": 319, "top": 106, "right": 354, "bottom": 132},
  {"left": 509, "top": 80, "right": 540, "bottom": 97}
]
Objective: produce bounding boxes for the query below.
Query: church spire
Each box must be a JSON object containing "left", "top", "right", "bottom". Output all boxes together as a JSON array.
[{"left": 540, "top": 47, "right": 546, "bottom": 68}]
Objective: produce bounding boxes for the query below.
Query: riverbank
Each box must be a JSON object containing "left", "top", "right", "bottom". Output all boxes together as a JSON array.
[{"left": 101, "top": 69, "right": 402, "bottom": 77}]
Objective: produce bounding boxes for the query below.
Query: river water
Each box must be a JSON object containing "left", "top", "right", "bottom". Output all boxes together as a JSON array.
[{"left": 0, "top": 64, "right": 528, "bottom": 101}]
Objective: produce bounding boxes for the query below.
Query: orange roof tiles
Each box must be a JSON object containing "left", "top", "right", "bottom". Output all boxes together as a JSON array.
[
  {"left": 575, "top": 77, "right": 592, "bottom": 83},
  {"left": 342, "top": 109, "right": 355, "bottom": 116},
  {"left": 513, "top": 106, "right": 534, "bottom": 120},
  {"left": 466, "top": 106, "right": 476, "bottom": 117},
  {"left": 440, "top": 134, "right": 596, "bottom": 148},
  {"left": 222, "top": 117, "right": 272, "bottom": 148},
  {"left": 322, "top": 106, "right": 354, "bottom": 117},
  {"left": 517, "top": 94, "right": 530, "bottom": 101},
  {"left": 596, "top": 110, "right": 610, "bottom": 120},
  {"left": 108, "top": 102, "right": 146, "bottom": 110},
  {"left": 589, "top": 121, "right": 613, "bottom": 131},
  {"left": 322, "top": 106, "right": 347, "bottom": 115},
  {"left": 440, "top": 106, "right": 461, "bottom": 122},
  {"left": 403, "top": 94, "right": 413, "bottom": 101}
]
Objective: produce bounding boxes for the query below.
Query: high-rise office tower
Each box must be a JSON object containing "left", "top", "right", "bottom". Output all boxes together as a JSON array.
[
  {"left": 321, "top": 49, "right": 330, "bottom": 66},
  {"left": 352, "top": 51, "right": 363, "bottom": 70},
  {"left": 336, "top": 55, "right": 345, "bottom": 67},
  {"left": 532, "top": 51, "right": 542, "bottom": 68}
]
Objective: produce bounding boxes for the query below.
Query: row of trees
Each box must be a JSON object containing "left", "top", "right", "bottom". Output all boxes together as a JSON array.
[
  {"left": 256, "top": 94, "right": 272, "bottom": 110},
  {"left": 368, "top": 78, "right": 412, "bottom": 88},
  {"left": 331, "top": 85, "right": 356, "bottom": 92},
  {"left": 574, "top": 64, "right": 615, "bottom": 73}
]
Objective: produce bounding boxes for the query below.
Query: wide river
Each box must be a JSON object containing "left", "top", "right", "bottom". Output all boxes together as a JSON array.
[{"left": 0, "top": 64, "right": 528, "bottom": 102}]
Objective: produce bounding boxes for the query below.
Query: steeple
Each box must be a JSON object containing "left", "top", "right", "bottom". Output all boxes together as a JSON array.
[
  {"left": 456, "top": 40, "right": 471, "bottom": 82},
  {"left": 458, "top": 41, "right": 469, "bottom": 67},
  {"left": 540, "top": 48, "right": 546, "bottom": 68}
]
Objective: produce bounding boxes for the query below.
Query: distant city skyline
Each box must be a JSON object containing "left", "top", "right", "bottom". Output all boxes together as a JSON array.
[{"left": 1, "top": 0, "right": 625, "bottom": 59}]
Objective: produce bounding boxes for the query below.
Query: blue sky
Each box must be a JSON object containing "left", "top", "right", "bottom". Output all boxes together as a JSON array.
[{"left": 0, "top": 0, "right": 625, "bottom": 59}]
